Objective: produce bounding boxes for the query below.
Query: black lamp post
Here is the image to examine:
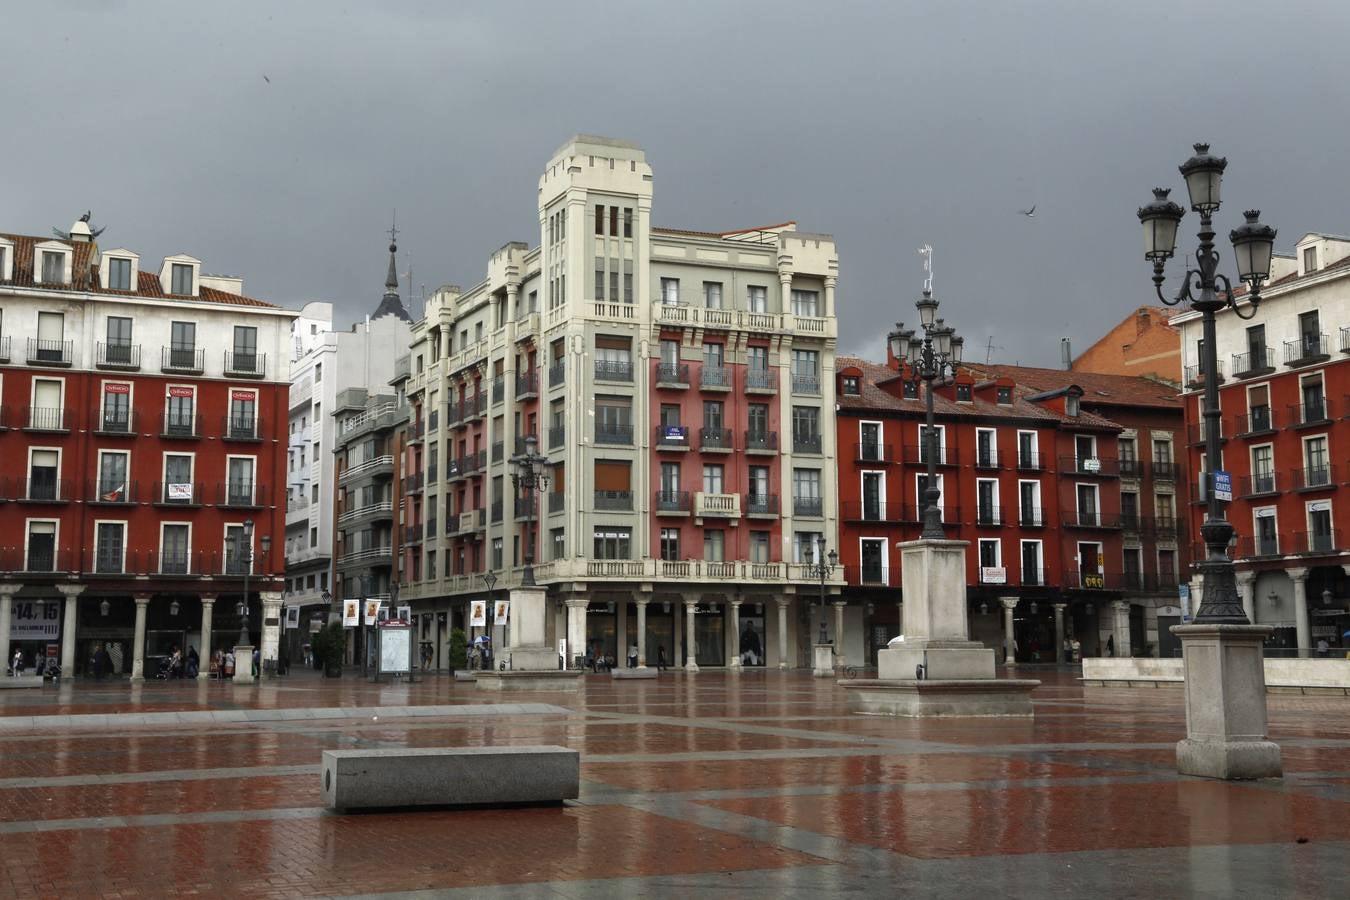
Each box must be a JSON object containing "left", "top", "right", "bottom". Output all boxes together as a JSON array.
[
  {"left": 482, "top": 570, "right": 498, "bottom": 665},
  {"left": 807, "top": 539, "right": 838, "bottom": 635},
  {"left": 236, "top": 519, "right": 255, "bottom": 645},
  {"left": 889, "top": 300, "right": 964, "bottom": 539},
  {"left": 1137, "top": 144, "right": 1277, "bottom": 624},
  {"left": 510, "top": 434, "right": 551, "bottom": 587}
]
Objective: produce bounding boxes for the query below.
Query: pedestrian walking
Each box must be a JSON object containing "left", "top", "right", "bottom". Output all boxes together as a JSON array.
[
  {"left": 1106, "top": 635, "right": 1115, "bottom": 657},
  {"left": 628, "top": 643, "right": 638, "bottom": 668},
  {"left": 10, "top": 648, "right": 23, "bottom": 677},
  {"left": 656, "top": 645, "right": 667, "bottom": 671},
  {"left": 1317, "top": 638, "right": 1330, "bottom": 658}
]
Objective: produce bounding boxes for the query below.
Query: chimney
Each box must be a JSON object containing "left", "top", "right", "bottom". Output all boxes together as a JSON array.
[
  {"left": 68, "top": 217, "right": 93, "bottom": 243},
  {"left": 1061, "top": 337, "right": 1072, "bottom": 370}
]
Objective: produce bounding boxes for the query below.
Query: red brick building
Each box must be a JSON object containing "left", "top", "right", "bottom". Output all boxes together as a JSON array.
[
  {"left": 1071, "top": 306, "right": 1182, "bottom": 384},
  {"left": 0, "top": 218, "right": 293, "bottom": 679},
  {"left": 836, "top": 350, "right": 1188, "bottom": 663}
]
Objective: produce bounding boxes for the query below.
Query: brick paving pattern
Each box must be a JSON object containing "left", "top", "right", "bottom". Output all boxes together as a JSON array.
[{"left": 1, "top": 669, "right": 1348, "bottom": 898}]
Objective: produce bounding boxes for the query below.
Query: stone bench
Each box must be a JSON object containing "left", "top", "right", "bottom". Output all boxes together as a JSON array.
[
  {"left": 453, "top": 670, "right": 478, "bottom": 682},
  {"left": 321, "top": 745, "right": 579, "bottom": 812},
  {"left": 612, "top": 667, "right": 658, "bottom": 679},
  {"left": 0, "top": 675, "right": 45, "bottom": 690}
]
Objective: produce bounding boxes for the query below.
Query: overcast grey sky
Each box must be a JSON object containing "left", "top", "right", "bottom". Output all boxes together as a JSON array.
[{"left": 6, "top": 1, "right": 1348, "bottom": 365}]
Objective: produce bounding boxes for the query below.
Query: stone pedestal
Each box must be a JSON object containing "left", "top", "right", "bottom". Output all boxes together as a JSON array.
[
  {"left": 260, "top": 591, "right": 283, "bottom": 678},
  {"left": 506, "top": 587, "right": 555, "bottom": 671},
  {"left": 233, "top": 645, "right": 255, "bottom": 684},
  {"left": 1174, "top": 623, "right": 1282, "bottom": 780},
  {"left": 813, "top": 643, "right": 834, "bottom": 677},
  {"left": 851, "top": 539, "right": 1038, "bottom": 717},
  {"left": 475, "top": 670, "right": 583, "bottom": 692}
]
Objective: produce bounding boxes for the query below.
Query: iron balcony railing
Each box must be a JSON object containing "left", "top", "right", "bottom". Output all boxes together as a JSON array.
[
  {"left": 1018, "top": 507, "right": 1044, "bottom": 527},
  {"left": 793, "top": 497, "right": 823, "bottom": 517},
  {"left": 903, "top": 444, "right": 952, "bottom": 466},
  {"left": 491, "top": 499, "right": 503, "bottom": 523},
  {"left": 513, "top": 434, "right": 538, "bottom": 456},
  {"left": 791, "top": 374, "right": 820, "bottom": 395},
  {"left": 224, "top": 351, "right": 266, "bottom": 378},
  {"left": 1284, "top": 334, "right": 1330, "bottom": 365},
  {"left": 514, "top": 497, "right": 535, "bottom": 518},
  {"left": 1289, "top": 398, "right": 1332, "bottom": 426},
  {"left": 841, "top": 500, "right": 892, "bottom": 521},
  {"left": 745, "top": 370, "right": 777, "bottom": 393},
  {"left": 699, "top": 427, "right": 733, "bottom": 451},
  {"left": 87, "top": 479, "right": 138, "bottom": 504},
  {"left": 162, "top": 346, "right": 204, "bottom": 374},
  {"left": 1151, "top": 461, "right": 1177, "bottom": 480},
  {"left": 1062, "top": 509, "right": 1123, "bottom": 529},
  {"left": 1293, "top": 530, "right": 1341, "bottom": 555},
  {"left": 595, "top": 423, "right": 634, "bottom": 445},
  {"left": 975, "top": 450, "right": 1002, "bottom": 470},
  {"left": 1118, "top": 459, "right": 1143, "bottom": 478},
  {"left": 23, "top": 407, "right": 69, "bottom": 431},
  {"left": 1239, "top": 473, "right": 1279, "bottom": 497},
  {"left": 491, "top": 376, "right": 504, "bottom": 404},
  {"left": 1020, "top": 567, "right": 1049, "bottom": 587},
  {"left": 222, "top": 416, "right": 263, "bottom": 440},
  {"left": 594, "top": 360, "right": 633, "bottom": 382},
  {"left": 548, "top": 362, "right": 565, "bottom": 388},
  {"left": 745, "top": 430, "right": 778, "bottom": 453},
  {"left": 516, "top": 371, "right": 539, "bottom": 396},
  {"left": 27, "top": 338, "right": 73, "bottom": 366},
  {"left": 1184, "top": 359, "right": 1224, "bottom": 386},
  {"left": 1017, "top": 450, "right": 1044, "bottom": 471},
  {"left": 491, "top": 440, "right": 504, "bottom": 461},
  {"left": 655, "top": 424, "right": 690, "bottom": 448},
  {"left": 21, "top": 477, "right": 67, "bottom": 502},
  {"left": 548, "top": 425, "right": 565, "bottom": 449},
  {"left": 855, "top": 442, "right": 897, "bottom": 463},
  {"left": 1231, "top": 346, "right": 1275, "bottom": 377},
  {"left": 219, "top": 481, "right": 263, "bottom": 508},
  {"left": 594, "top": 490, "right": 633, "bottom": 511},
  {"left": 1234, "top": 407, "right": 1277, "bottom": 434},
  {"left": 655, "top": 490, "right": 692, "bottom": 513},
  {"left": 701, "top": 366, "right": 732, "bottom": 389},
  {"left": 1235, "top": 536, "right": 1280, "bottom": 559},
  {"left": 1065, "top": 568, "right": 1117, "bottom": 590},
  {"left": 1060, "top": 455, "right": 1120, "bottom": 477},
  {"left": 96, "top": 341, "right": 140, "bottom": 370},
  {"left": 0, "top": 548, "right": 74, "bottom": 575},
  {"left": 793, "top": 433, "right": 822, "bottom": 454},
  {"left": 976, "top": 505, "right": 1004, "bottom": 526},
  {"left": 745, "top": 493, "right": 780, "bottom": 516},
  {"left": 655, "top": 362, "right": 689, "bottom": 385},
  {"left": 1151, "top": 517, "right": 1179, "bottom": 539},
  {"left": 1342, "top": 325, "right": 1350, "bottom": 353},
  {"left": 1292, "top": 465, "right": 1336, "bottom": 491},
  {"left": 96, "top": 408, "right": 137, "bottom": 435}
]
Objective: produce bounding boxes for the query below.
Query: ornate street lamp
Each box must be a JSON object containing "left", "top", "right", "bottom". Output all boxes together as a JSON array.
[
  {"left": 1137, "top": 144, "right": 1276, "bottom": 624},
  {"left": 509, "top": 434, "right": 551, "bottom": 587},
  {"left": 807, "top": 538, "right": 838, "bottom": 626},
  {"left": 889, "top": 297, "right": 964, "bottom": 539},
  {"left": 237, "top": 519, "right": 255, "bottom": 645},
  {"left": 482, "top": 569, "right": 498, "bottom": 663}
]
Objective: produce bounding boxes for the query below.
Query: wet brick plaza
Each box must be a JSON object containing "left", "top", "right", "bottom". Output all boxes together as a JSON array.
[{"left": 1, "top": 669, "right": 1348, "bottom": 898}]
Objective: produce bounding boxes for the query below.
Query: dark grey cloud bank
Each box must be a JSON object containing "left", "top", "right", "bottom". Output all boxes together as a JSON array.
[{"left": 6, "top": 1, "right": 1348, "bottom": 365}]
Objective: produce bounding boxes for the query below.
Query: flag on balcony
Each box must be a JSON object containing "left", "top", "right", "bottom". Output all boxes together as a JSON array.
[{"left": 101, "top": 486, "right": 123, "bottom": 502}]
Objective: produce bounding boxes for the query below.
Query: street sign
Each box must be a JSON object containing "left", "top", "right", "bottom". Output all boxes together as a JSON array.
[
  {"left": 980, "top": 566, "right": 1007, "bottom": 584},
  {"left": 1179, "top": 584, "right": 1192, "bottom": 622},
  {"left": 1082, "top": 457, "right": 1102, "bottom": 473},
  {"left": 1212, "top": 471, "right": 1232, "bottom": 502}
]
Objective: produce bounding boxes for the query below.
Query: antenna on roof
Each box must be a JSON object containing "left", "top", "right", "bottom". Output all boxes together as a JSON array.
[
  {"left": 984, "top": 335, "right": 1004, "bottom": 365},
  {"left": 918, "top": 244, "right": 933, "bottom": 293}
]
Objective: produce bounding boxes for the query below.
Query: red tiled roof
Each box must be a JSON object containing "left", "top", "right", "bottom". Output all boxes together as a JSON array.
[
  {"left": 837, "top": 356, "right": 1122, "bottom": 431},
  {"left": 0, "top": 232, "right": 277, "bottom": 308},
  {"left": 965, "top": 363, "right": 1181, "bottom": 411}
]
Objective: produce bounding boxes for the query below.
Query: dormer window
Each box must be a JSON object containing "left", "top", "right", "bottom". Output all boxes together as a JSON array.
[
  {"left": 41, "top": 251, "right": 65, "bottom": 284},
  {"left": 0, "top": 239, "right": 11, "bottom": 281},
  {"left": 956, "top": 383, "right": 972, "bottom": 402},
  {"left": 903, "top": 380, "right": 918, "bottom": 399},
  {"left": 842, "top": 376, "right": 860, "bottom": 396},
  {"left": 996, "top": 386, "right": 1012, "bottom": 404},
  {"left": 171, "top": 264, "right": 193, "bottom": 295},
  {"left": 1066, "top": 394, "right": 1080, "bottom": 417},
  {"left": 1303, "top": 246, "right": 1317, "bottom": 274},
  {"left": 108, "top": 258, "right": 133, "bottom": 291}
]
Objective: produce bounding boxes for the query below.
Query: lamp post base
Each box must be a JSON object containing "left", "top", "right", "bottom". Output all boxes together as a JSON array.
[
  {"left": 1173, "top": 623, "right": 1281, "bottom": 780},
  {"left": 232, "top": 645, "right": 255, "bottom": 684}
]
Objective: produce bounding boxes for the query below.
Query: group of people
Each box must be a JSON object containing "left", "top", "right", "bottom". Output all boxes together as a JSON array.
[{"left": 159, "top": 646, "right": 200, "bottom": 679}]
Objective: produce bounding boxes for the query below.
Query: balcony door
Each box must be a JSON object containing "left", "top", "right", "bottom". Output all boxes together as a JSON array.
[
  {"left": 860, "top": 538, "right": 886, "bottom": 584},
  {"left": 1021, "top": 541, "right": 1041, "bottom": 586},
  {"left": 862, "top": 471, "right": 884, "bottom": 521}
]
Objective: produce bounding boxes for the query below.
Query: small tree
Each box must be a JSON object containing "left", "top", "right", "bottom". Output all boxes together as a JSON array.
[
  {"left": 312, "top": 622, "right": 347, "bottom": 674},
  {"left": 448, "top": 628, "right": 468, "bottom": 670}
]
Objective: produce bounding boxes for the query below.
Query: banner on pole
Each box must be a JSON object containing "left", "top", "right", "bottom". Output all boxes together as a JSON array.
[
  {"left": 469, "top": 601, "right": 487, "bottom": 627},
  {"left": 342, "top": 599, "right": 360, "bottom": 628}
]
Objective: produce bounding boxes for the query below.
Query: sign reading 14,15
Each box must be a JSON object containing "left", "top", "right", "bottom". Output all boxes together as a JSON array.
[{"left": 9, "top": 602, "right": 61, "bottom": 640}]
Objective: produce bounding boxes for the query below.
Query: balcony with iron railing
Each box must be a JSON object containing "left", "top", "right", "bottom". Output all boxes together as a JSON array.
[
  {"left": 1064, "top": 568, "right": 1117, "bottom": 590},
  {"left": 222, "top": 415, "right": 264, "bottom": 442},
  {"left": 1120, "top": 571, "right": 1181, "bottom": 592},
  {"left": 790, "top": 374, "right": 820, "bottom": 396},
  {"left": 1289, "top": 397, "right": 1333, "bottom": 427},
  {"left": 1017, "top": 450, "right": 1045, "bottom": 472},
  {"left": 594, "top": 360, "right": 633, "bottom": 382},
  {"left": 404, "top": 471, "right": 423, "bottom": 494},
  {"left": 1184, "top": 359, "right": 1224, "bottom": 388},
  {"left": 595, "top": 423, "right": 634, "bottom": 445},
  {"left": 26, "top": 338, "right": 73, "bottom": 367},
  {"left": 793, "top": 433, "right": 822, "bottom": 454},
  {"left": 547, "top": 492, "right": 564, "bottom": 514},
  {"left": 337, "top": 545, "right": 394, "bottom": 569},
  {"left": 699, "top": 427, "right": 733, "bottom": 453},
  {"left": 154, "top": 480, "right": 202, "bottom": 506},
  {"left": 841, "top": 500, "right": 893, "bottom": 522},
  {"left": 549, "top": 361, "right": 565, "bottom": 388},
  {"left": 736, "top": 369, "right": 773, "bottom": 395},
  {"left": 745, "top": 430, "right": 779, "bottom": 454},
  {"left": 516, "top": 370, "right": 539, "bottom": 398},
  {"left": 218, "top": 481, "right": 264, "bottom": 508},
  {"left": 655, "top": 363, "right": 690, "bottom": 387},
  {"left": 1151, "top": 517, "right": 1180, "bottom": 539},
  {"left": 1238, "top": 472, "right": 1279, "bottom": 498},
  {"left": 655, "top": 490, "right": 692, "bottom": 514},
  {"left": 793, "top": 496, "right": 824, "bottom": 518},
  {"left": 1231, "top": 346, "right": 1276, "bottom": 379},
  {"left": 745, "top": 493, "right": 780, "bottom": 518},
  {"left": 224, "top": 351, "right": 266, "bottom": 379},
  {"left": 1061, "top": 509, "right": 1122, "bottom": 529},
  {"left": 491, "top": 499, "right": 503, "bottom": 523},
  {"left": 96, "top": 341, "right": 141, "bottom": 371},
  {"left": 19, "top": 477, "right": 68, "bottom": 503},
  {"left": 700, "top": 366, "right": 732, "bottom": 391},
  {"left": 87, "top": 479, "right": 138, "bottom": 505},
  {"left": 1235, "top": 535, "right": 1281, "bottom": 559},
  {"left": 514, "top": 496, "right": 536, "bottom": 519},
  {"left": 1293, "top": 530, "right": 1341, "bottom": 555},
  {"left": 1292, "top": 465, "right": 1337, "bottom": 491},
  {"left": 0, "top": 548, "right": 76, "bottom": 576},
  {"left": 405, "top": 523, "right": 423, "bottom": 544},
  {"left": 339, "top": 455, "right": 395, "bottom": 484},
  {"left": 1151, "top": 461, "right": 1177, "bottom": 480},
  {"left": 855, "top": 442, "right": 897, "bottom": 463},
  {"left": 1017, "top": 507, "right": 1045, "bottom": 528},
  {"left": 337, "top": 501, "right": 393, "bottom": 527},
  {"left": 975, "top": 504, "right": 1005, "bottom": 526},
  {"left": 161, "top": 346, "right": 204, "bottom": 375},
  {"left": 1019, "top": 566, "right": 1050, "bottom": 587},
  {"left": 594, "top": 490, "right": 633, "bottom": 511},
  {"left": 694, "top": 491, "right": 740, "bottom": 518},
  {"left": 548, "top": 425, "right": 565, "bottom": 449},
  {"left": 1234, "top": 406, "right": 1277, "bottom": 435},
  {"left": 1284, "top": 333, "right": 1330, "bottom": 367},
  {"left": 974, "top": 450, "right": 1003, "bottom": 470},
  {"left": 94, "top": 408, "right": 138, "bottom": 436},
  {"left": 845, "top": 564, "right": 892, "bottom": 587}
]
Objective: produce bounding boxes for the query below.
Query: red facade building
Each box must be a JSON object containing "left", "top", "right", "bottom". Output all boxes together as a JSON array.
[
  {"left": 836, "top": 350, "right": 1188, "bottom": 663},
  {"left": 0, "top": 219, "right": 293, "bottom": 679}
]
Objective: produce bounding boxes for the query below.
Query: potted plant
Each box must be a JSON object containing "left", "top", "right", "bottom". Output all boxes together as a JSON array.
[
  {"left": 313, "top": 622, "right": 347, "bottom": 678},
  {"left": 448, "top": 628, "right": 468, "bottom": 671}
]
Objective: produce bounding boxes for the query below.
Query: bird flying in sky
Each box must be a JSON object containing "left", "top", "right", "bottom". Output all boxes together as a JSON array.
[{"left": 1020, "top": 205, "right": 1036, "bottom": 217}]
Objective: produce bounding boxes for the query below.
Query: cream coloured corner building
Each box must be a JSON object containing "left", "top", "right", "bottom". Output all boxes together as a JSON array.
[{"left": 399, "top": 136, "right": 844, "bottom": 670}]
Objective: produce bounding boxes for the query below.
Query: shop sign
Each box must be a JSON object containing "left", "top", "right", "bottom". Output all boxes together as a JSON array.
[
  {"left": 9, "top": 601, "right": 60, "bottom": 640},
  {"left": 168, "top": 386, "right": 194, "bottom": 398},
  {"left": 1082, "top": 573, "right": 1105, "bottom": 589},
  {"left": 1082, "top": 457, "right": 1101, "bottom": 473},
  {"left": 663, "top": 425, "right": 686, "bottom": 443},
  {"left": 104, "top": 382, "right": 130, "bottom": 394},
  {"left": 980, "top": 566, "right": 1006, "bottom": 584},
  {"left": 231, "top": 390, "right": 256, "bottom": 402}
]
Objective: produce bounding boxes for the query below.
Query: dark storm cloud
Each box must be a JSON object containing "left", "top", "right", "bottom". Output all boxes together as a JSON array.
[{"left": 5, "top": 1, "right": 1348, "bottom": 365}]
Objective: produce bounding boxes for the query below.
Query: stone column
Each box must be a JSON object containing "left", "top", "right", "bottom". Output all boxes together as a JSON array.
[
  {"left": 832, "top": 600, "right": 847, "bottom": 672},
  {"left": 1288, "top": 567, "right": 1311, "bottom": 658},
  {"left": 1235, "top": 571, "right": 1256, "bottom": 624},
  {"left": 1000, "top": 596, "right": 1018, "bottom": 665},
  {"left": 0, "top": 583, "right": 21, "bottom": 671},
  {"left": 130, "top": 594, "right": 151, "bottom": 681},
  {"left": 635, "top": 598, "right": 649, "bottom": 668},
  {"left": 776, "top": 598, "right": 790, "bottom": 669},
  {"left": 57, "top": 585, "right": 84, "bottom": 676},
  {"left": 684, "top": 600, "right": 699, "bottom": 672},
  {"left": 260, "top": 591, "right": 284, "bottom": 678},
  {"left": 1053, "top": 603, "right": 1067, "bottom": 665},
  {"left": 1111, "top": 600, "right": 1132, "bottom": 658},
  {"left": 565, "top": 597, "right": 587, "bottom": 670},
  {"left": 728, "top": 599, "right": 742, "bottom": 671},
  {"left": 779, "top": 272, "right": 793, "bottom": 317},
  {"left": 897, "top": 600, "right": 904, "bottom": 635},
  {"left": 823, "top": 275, "right": 837, "bottom": 319},
  {"left": 198, "top": 595, "right": 216, "bottom": 680}
]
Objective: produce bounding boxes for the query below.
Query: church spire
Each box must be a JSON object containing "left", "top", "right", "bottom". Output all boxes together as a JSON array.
[{"left": 371, "top": 214, "right": 411, "bottom": 322}]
